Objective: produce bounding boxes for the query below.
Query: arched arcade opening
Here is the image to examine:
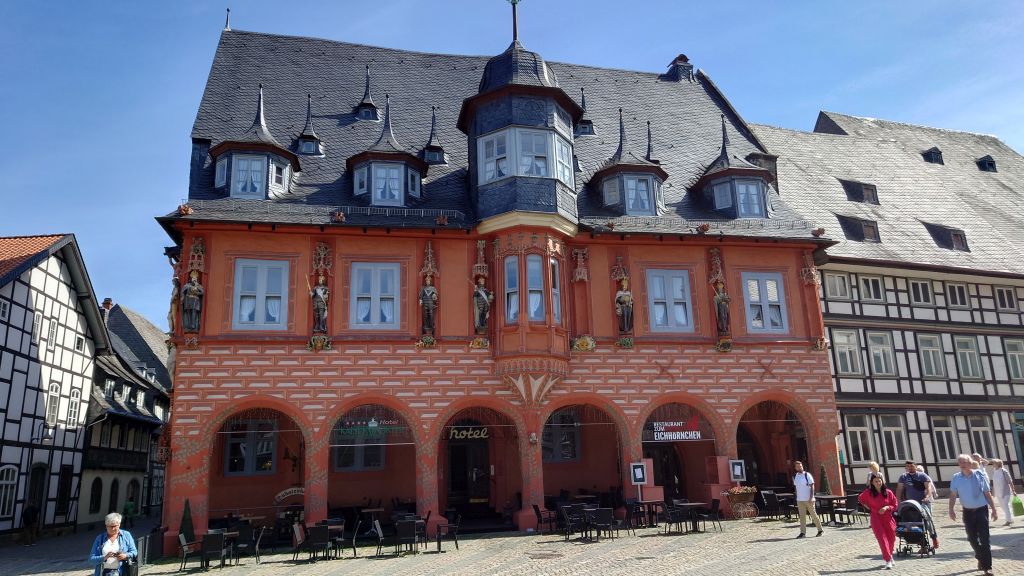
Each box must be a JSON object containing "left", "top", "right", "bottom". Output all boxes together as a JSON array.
[
  {"left": 736, "top": 400, "right": 809, "bottom": 488},
  {"left": 642, "top": 403, "right": 717, "bottom": 500}
]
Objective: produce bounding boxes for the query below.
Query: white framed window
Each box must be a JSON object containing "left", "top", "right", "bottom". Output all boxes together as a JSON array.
[
  {"left": 480, "top": 131, "right": 509, "bottom": 183},
  {"left": 550, "top": 258, "right": 561, "bottom": 324},
  {"left": 555, "top": 137, "right": 573, "bottom": 187},
  {"left": 0, "top": 465, "right": 16, "bottom": 518},
  {"left": 866, "top": 331, "right": 896, "bottom": 376},
  {"left": 350, "top": 262, "right": 399, "bottom": 329},
  {"left": 845, "top": 414, "right": 873, "bottom": 463},
  {"left": 968, "top": 415, "right": 994, "bottom": 458},
  {"left": 946, "top": 282, "right": 969, "bottom": 308},
  {"left": 231, "top": 154, "right": 267, "bottom": 198},
  {"left": 333, "top": 439, "right": 385, "bottom": 471},
  {"left": 46, "top": 318, "right": 57, "bottom": 350},
  {"left": 136, "top": 391, "right": 145, "bottom": 409},
  {"left": 215, "top": 157, "right": 227, "bottom": 187},
  {"left": 917, "top": 334, "right": 946, "bottom": 378},
  {"left": 542, "top": 408, "right": 581, "bottom": 463},
  {"left": 832, "top": 329, "right": 861, "bottom": 375},
  {"left": 354, "top": 165, "right": 368, "bottom": 195},
  {"left": 602, "top": 177, "right": 621, "bottom": 206},
  {"left": 32, "top": 311, "right": 42, "bottom": 343},
  {"left": 518, "top": 130, "right": 549, "bottom": 177},
  {"left": 504, "top": 256, "right": 519, "bottom": 324},
  {"left": 67, "top": 389, "right": 81, "bottom": 428},
  {"left": 233, "top": 259, "right": 289, "bottom": 330},
  {"left": 408, "top": 169, "right": 421, "bottom": 198},
  {"left": 954, "top": 336, "right": 983, "bottom": 379},
  {"left": 526, "top": 255, "right": 545, "bottom": 321},
  {"left": 0, "top": 300, "right": 7, "bottom": 321},
  {"left": 624, "top": 175, "right": 654, "bottom": 215},
  {"left": 995, "top": 286, "right": 1017, "bottom": 311},
  {"left": 300, "top": 140, "right": 317, "bottom": 154},
  {"left": 104, "top": 378, "right": 115, "bottom": 398},
  {"left": 879, "top": 414, "right": 908, "bottom": 462},
  {"left": 74, "top": 336, "right": 85, "bottom": 353},
  {"left": 824, "top": 272, "right": 851, "bottom": 300},
  {"left": 859, "top": 276, "right": 884, "bottom": 302},
  {"left": 425, "top": 149, "right": 444, "bottom": 163},
  {"left": 1006, "top": 339, "right": 1024, "bottom": 380},
  {"left": 742, "top": 272, "right": 787, "bottom": 333},
  {"left": 646, "top": 269, "right": 694, "bottom": 332},
  {"left": 225, "top": 420, "right": 276, "bottom": 476},
  {"left": 712, "top": 182, "right": 732, "bottom": 209},
  {"left": 931, "top": 415, "right": 959, "bottom": 462},
  {"left": 735, "top": 180, "right": 765, "bottom": 217},
  {"left": 45, "top": 382, "right": 60, "bottom": 426},
  {"left": 372, "top": 163, "right": 403, "bottom": 206},
  {"left": 272, "top": 163, "right": 287, "bottom": 187},
  {"left": 910, "top": 279, "right": 933, "bottom": 305}
]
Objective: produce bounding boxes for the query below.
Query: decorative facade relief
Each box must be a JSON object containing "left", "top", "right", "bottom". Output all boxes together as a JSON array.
[
  {"left": 572, "top": 247, "right": 589, "bottom": 282},
  {"left": 709, "top": 247, "right": 732, "bottom": 352},
  {"left": 308, "top": 241, "right": 333, "bottom": 351},
  {"left": 181, "top": 237, "right": 205, "bottom": 343},
  {"left": 800, "top": 251, "right": 821, "bottom": 286}
]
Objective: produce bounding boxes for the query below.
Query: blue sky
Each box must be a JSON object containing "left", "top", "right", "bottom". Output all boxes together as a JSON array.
[{"left": 2, "top": 1, "right": 1022, "bottom": 330}]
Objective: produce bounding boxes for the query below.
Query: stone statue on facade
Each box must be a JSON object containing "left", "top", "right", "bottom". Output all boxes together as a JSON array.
[
  {"left": 167, "top": 276, "right": 180, "bottom": 333},
  {"left": 614, "top": 277, "right": 634, "bottom": 334},
  {"left": 713, "top": 281, "right": 731, "bottom": 338},
  {"left": 311, "top": 275, "right": 329, "bottom": 333},
  {"left": 473, "top": 276, "right": 494, "bottom": 334},
  {"left": 419, "top": 274, "right": 438, "bottom": 335},
  {"left": 181, "top": 274, "right": 204, "bottom": 333}
]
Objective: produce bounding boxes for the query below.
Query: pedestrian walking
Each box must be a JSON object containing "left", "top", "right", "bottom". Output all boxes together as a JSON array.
[
  {"left": 989, "top": 458, "right": 1016, "bottom": 526},
  {"left": 122, "top": 496, "right": 136, "bottom": 529},
  {"left": 793, "top": 460, "right": 824, "bottom": 538},
  {"left": 859, "top": 472, "right": 898, "bottom": 569},
  {"left": 20, "top": 501, "right": 39, "bottom": 546},
  {"left": 866, "top": 461, "right": 880, "bottom": 486},
  {"left": 895, "top": 460, "right": 938, "bottom": 549},
  {"left": 949, "top": 453, "right": 997, "bottom": 576},
  {"left": 89, "top": 512, "right": 137, "bottom": 576}
]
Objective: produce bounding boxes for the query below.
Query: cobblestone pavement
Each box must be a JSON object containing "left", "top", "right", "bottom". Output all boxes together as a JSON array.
[{"left": 3, "top": 502, "right": 1021, "bottom": 576}]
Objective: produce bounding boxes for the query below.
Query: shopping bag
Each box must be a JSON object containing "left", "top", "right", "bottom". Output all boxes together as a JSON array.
[{"left": 1012, "top": 495, "right": 1024, "bottom": 517}]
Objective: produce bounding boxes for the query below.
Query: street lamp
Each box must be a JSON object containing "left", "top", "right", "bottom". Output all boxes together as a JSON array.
[{"left": 33, "top": 421, "right": 55, "bottom": 445}]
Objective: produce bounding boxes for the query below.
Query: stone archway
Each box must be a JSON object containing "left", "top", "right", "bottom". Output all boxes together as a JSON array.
[
  {"left": 640, "top": 402, "right": 718, "bottom": 500},
  {"left": 540, "top": 403, "right": 623, "bottom": 509}
]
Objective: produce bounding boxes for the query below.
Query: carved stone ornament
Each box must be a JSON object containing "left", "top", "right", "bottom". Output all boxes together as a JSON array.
[
  {"left": 572, "top": 248, "right": 589, "bottom": 282},
  {"left": 180, "top": 272, "right": 204, "bottom": 334},
  {"left": 472, "top": 240, "right": 489, "bottom": 279},
  {"left": 610, "top": 255, "right": 629, "bottom": 283},
  {"left": 312, "top": 242, "right": 333, "bottom": 276},
  {"left": 708, "top": 247, "right": 732, "bottom": 352},
  {"left": 800, "top": 252, "right": 821, "bottom": 286},
  {"left": 177, "top": 203, "right": 194, "bottom": 215},
  {"left": 307, "top": 334, "right": 332, "bottom": 352},
  {"left": 184, "top": 335, "right": 199, "bottom": 350},
  {"left": 469, "top": 336, "right": 490, "bottom": 349},
  {"left": 811, "top": 337, "right": 828, "bottom": 352},
  {"left": 496, "top": 357, "right": 569, "bottom": 405},
  {"left": 187, "top": 237, "right": 205, "bottom": 275},
  {"left": 571, "top": 334, "right": 596, "bottom": 352},
  {"left": 415, "top": 334, "right": 436, "bottom": 349}
]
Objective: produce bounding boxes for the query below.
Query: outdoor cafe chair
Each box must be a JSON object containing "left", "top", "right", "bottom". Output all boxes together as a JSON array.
[
  {"left": 697, "top": 499, "right": 724, "bottom": 532},
  {"left": 393, "top": 520, "right": 419, "bottom": 555},
  {"left": 592, "top": 508, "right": 615, "bottom": 541},
  {"left": 178, "top": 532, "right": 200, "bottom": 572},
  {"left": 231, "top": 523, "right": 254, "bottom": 564},
  {"left": 320, "top": 518, "right": 346, "bottom": 558},
  {"left": 560, "top": 505, "right": 584, "bottom": 541},
  {"left": 661, "top": 504, "right": 690, "bottom": 535},
  {"left": 349, "top": 519, "right": 363, "bottom": 558},
  {"left": 437, "top": 514, "right": 461, "bottom": 551},
  {"left": 200, "top": 531, "right": 231, "bottom": 570},
  {"left": 533, "top": 504, "right": 557, "bottom": 534},
  {"left": 306, "top": 525, "right": 331, "bottom": 561},
  {"left": 252, "top": 526, "right": 266, "bottom": 564},
  {"left": 290, "top": 522, "right": 307, "bottom": 562},
  {"left": 372, "top": 519, "right": 389, "bottom": 557},
  {"left": 613, "top": 502, "right": 636, "bottom": 537}
]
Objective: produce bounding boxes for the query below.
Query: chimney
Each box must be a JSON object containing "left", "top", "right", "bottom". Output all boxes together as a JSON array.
[
  {"left": 100, "top": 297, "right": 113, "bottom": 323},
  {"left": 666, "top": 54, "right": 695, "bottom": 82},
  {"left": 746, "top": 152, "right": 779, "bottom": 191}
]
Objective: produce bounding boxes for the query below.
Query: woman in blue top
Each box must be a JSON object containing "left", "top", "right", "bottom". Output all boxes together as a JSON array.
[{"left": 89, "top": 512, "right": 137, "bottom": 576}]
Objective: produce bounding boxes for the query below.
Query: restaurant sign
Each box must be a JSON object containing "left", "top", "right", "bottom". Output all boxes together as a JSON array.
[
  {"left": 274, "top": 487, "right": 304, "bottom": 504},
  {"left": 652, "top": 420, "right": 702, "bottom": 441},
  {"left": 642, "top": 406, "right": 713, "bottom": 442}
]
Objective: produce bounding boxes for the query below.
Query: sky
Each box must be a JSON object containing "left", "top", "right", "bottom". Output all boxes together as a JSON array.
[{"left": 1, "top": 1, "right": 1022, "bottom": 331}]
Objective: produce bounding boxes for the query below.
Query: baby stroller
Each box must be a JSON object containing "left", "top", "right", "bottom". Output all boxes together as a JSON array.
[{"left": 895, "top": 500, "right": 935, "bottom": 557}]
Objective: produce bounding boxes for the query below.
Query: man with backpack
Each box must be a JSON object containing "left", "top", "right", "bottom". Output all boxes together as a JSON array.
[
  {"left": 895, "top": 460, "right": 938, "bottom": 549},
  {"left": 793, "top": 461, "right": 824, "bottom": 538}
]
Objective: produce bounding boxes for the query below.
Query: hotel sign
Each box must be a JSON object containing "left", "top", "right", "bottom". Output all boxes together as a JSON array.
[{"left": 449, "top": 426, "right": 489, "bottom": 440}]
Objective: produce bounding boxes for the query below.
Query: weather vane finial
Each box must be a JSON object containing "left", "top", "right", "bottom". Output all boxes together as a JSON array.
[{"left": 508, "top": 0, "right": 521, "bottom": 43}]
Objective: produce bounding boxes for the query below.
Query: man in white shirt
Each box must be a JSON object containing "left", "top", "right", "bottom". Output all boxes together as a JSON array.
[{"left": 793, "top": 460, "right": 824, "bottom": 538}]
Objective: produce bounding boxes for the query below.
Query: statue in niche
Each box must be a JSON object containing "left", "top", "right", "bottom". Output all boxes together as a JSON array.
[
  {"left": 181, "top": 274, "right": 204, "bottom": 333},
  {"left": 419, "top": 274, "right": 438, "bottom": 335},
  {"left": 713, "top": 281, "right": 731, "bottom": 337},
  {"left": 614, "top": 278, "right": 634, "bottom": 334},
  {"left": 311, "top": 275, "right": 329, "bottom": 333},
  {"left": 167, "top": 276, "right": 180, "bottom": 333},
  {"left": 473, "top": 276, "right": 494, "bottom": 334}
]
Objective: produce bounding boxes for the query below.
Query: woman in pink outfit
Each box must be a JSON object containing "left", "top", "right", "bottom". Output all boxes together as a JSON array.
[{"left": 859, "top": 472, "right": 899, "bottom": 569}]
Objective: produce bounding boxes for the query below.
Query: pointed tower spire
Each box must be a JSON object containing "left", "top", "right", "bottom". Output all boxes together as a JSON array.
[
  {"left": 613, "top": 108, "right": 627, "bottom": 160},
  {"left": 720, "top": 113, "right": 730, "bottom": 157},
  {"left": 646, "top": 120, "right": 658, "bottom": 163},
  {"left": 354, "top": 64, "right": 380, "bottom": 120},
  {"left": 224, "top": 8, "right": 231, "bottom": 31},
  {"left": 369, "top": 94, "right": 405, "bottom": 152},
  {"left": 510, "top": 0, "right": 520, "bottom": 44},
  {"left": 361, "top": 64, "right": 374, "bottom": 105},
  {"left": 580, "top": 87, "right": 587, "bottom": 111},
  {"left": 301, "top": 94, "right": 318, "bottom": 139},
  {"left": 237, "top": 84, "right": 283, "bottom": 147},
  {"left": 254, "top": 83, "right": 267, "bottom": 128},
  {"left": 427, "top": 106, "right": 441, "bottom": 148}
]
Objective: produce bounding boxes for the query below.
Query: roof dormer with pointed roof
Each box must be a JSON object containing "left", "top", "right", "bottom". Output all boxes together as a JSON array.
[
  {"left": 422, "top": 106, "right": 448, "bottom": 165},
  {"left": 297, "top": 94, "right": 323, "bottom": 156},
  {"left": 346, "top": 96, "right": 428, "bottom": 207},
  {"left": 354, "top": 65, "right": 380, "bottom": 121},
  {"left": 589, "top": 109, "right": 669, "bottom": 216},
  {"left": 691, "top": 115, "right": 774, "bottom": 218}
]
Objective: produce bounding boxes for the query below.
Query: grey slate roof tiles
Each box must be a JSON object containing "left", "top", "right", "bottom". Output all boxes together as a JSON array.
[
  {"left": 168, "top": 29, "right": 830, "bottom": 241},
  {"left": 106, "top": 303, "right": 172, "bottom": 394}
]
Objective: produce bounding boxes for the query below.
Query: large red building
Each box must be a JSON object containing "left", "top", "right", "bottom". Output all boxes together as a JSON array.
[{"left": 159, "top": 17, "right": 840, "bottom": 547}]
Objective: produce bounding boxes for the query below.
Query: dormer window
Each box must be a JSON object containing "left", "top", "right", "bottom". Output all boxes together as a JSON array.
[
  {"left": 477, "top": 128, "right": 574, "bottom": 188},
  {"left": 951, "top": 231, "right": 967, "bottom": 250},
  {"left": 215, "top": 157, "right": 227, "bottom": 187},
  {"left": 232, "top": 154, "right": 266, "bottom": 198},
  {"left": 357, "top": 106, "right": 378, "bottom": 121},
  {"left": 373, "top": 163, "right": 402, "bottom": 206},
  {"left": 299, "top": 139, "right": 320, "bottom": 155},
  {"left": 601, "top": 173, "right": 663, "bottom": 216},
  {"left": 923, "top": 222, "right": 969, "bottom": 251},
  {"left": 705, "top": 178, "right": 766, "bottom": 218},
  {"left": 977, "top": 155, "right": 997, "bottom": 172},
  {"left": 837, "top": 215, "right": 880, "bottom": 243},
  {"left": 863, "top": 221, "right": 879, "bottom": 242},
  {"left": 352, "top": 161, "right": 422, "bottom": 206},
  {"left": 840, "top": 179, "right": 879, "bottom": 204},
  {"left": 575, "top": 120, "right": 594, "bottom": 136},
  {"left": 273, "top": 165, "right": 285, "bottom": 186},
  {"left": 355, "top": 166, "right": 368, "bottom": 195},
  {"left": 922, "top": 147, "right": 944, "bottom": 165},
  {"left": 424, "top": 149, "right": 445, "bottom": 164}
]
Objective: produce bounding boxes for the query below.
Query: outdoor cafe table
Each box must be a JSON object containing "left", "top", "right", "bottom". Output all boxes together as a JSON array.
[
  {"left": 637, "top": 500, "right": 664, "bottom": 528},
  {"left": 673, "top": 502, "right": 707, "bottom": 533},
  {"left": 816, "top": 495, "right": 847, "bottom": 526}
]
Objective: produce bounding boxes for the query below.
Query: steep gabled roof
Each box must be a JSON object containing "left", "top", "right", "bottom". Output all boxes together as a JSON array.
[{"left": 106, "top": 303, "right": 172, "bottom": 395}]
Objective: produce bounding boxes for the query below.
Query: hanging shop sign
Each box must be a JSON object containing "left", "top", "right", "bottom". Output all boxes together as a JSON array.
[
  {"left": 274, "top": 487, "right": 304, "bottom": 504},
  {"left": 331, "top": 410, "right": 414, "bottom": 446},
  {"left": 448, "top": 426, "right": 490, "bottom": 440}
]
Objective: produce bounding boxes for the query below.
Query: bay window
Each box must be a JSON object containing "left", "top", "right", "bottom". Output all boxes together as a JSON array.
[
  {"left": 624, "top": 176, "right": 654, "bottom": 215},
  {"left": 350, "top": 263, "right": 400, "bottom": 330},
  {"left": 504, "top": 254, "right": 564, "bottom": 325},
  {"left": 736, "top": 180, "right": 765, "bottom": 217},
  {"left": 504, "top": 256, "right": 519, "bottom": 324},
  {"left": 233, "top": 259, "right": 289, "bottom": 330},
  {"left": 373, "top": 163, "right": 402, "bottom": 206},
  {"left": 527, "top": 255, "right": 545, "bottom": 321},
  {"left": 707, "top": 178, "right": 767, "bottom": 218},
  {"left": 231, "top": 154, "right": 266, "bottom": 198},
  {"left": 478, "top": 128, "right": 574, "bottom": 187}
]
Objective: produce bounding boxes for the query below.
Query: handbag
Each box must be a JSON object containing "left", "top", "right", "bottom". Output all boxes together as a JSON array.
[
  {"left": 124, "top": 559, "right": 139, "bottom": 576},
  {"left": 1012, "top": 494, "right": 1024, "bottom": 517}
]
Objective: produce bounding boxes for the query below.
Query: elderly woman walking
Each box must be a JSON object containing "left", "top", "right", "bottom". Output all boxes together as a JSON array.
[
  {"left": 990, "top": 458, "right": 1016, "bottom": 526},
  {"left": 89, "top": 512, "right": 137, "bottom": 576},
  {"left": 859, "top": 472, "right": 899, "bottom": 570}
]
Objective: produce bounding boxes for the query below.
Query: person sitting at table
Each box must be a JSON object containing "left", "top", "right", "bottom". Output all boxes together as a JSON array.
[
  {"left": 859, "top": 472, "right": 898, "bottom": 570},
  {"left": 88, "top": 512, "right": 137, "bottom": 576}
]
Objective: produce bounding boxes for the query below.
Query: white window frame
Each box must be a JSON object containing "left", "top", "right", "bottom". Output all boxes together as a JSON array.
[
  {"left": 354, "top": 165, "right": 368, "bottom": 196},
  {"left": 504, "top": 256, "right": 519, "bottom": 324},
  {"left": 909, "top": 279, "right": 933, "bottom": 306},
  {"left": 225, "top": 420, "right": 276, "bottom": 476},
  {"left": 845, "top": 414, "right": 873, "bottom": 463},
  {"left": 859, "top": 276, "right": 884, "bottom": 302},
  {"left": 0, "top": 465, "right": 16, "bottom": 518},
  {"left": 931, "top": 416, "right": 959, "bottom": 462},
  {"left": 712, "top": 181, "right": 732, "bottom": 209},
  {"left": 104, "top": 378, "right": 115, "bottom": 399},
  {"left": 742, "top": 272, "right": 788, "bottom": 333},
  {"left": 824, "top": 272, "right": 851, "bottom": 300},
  {"left": 555, "top": 137, "right": 574, "bottom": 188},
  {"left": 550, "top": 258, "right": 561, "bottom": 324},
  {"left": 954, "top": 335, "right": 983, "bottom": 379},
  {"left": 32, "top": 311, "right": 42, "bottom": 343},
  {"left": 735, "top": 179, "right": 765, "bottom": 218},
  {"left": 542, "top": 408, "right": 581, "bottom": 463},
  {"left": 646, "top": 269, "right": 695, "bottom": 332},
  {"left": 300, "top": 140, "right": 317, "bottom": 154},
  {"left": 45, "top": 382, "right": 60, "bottom": 426},
  {"left": 624, "top": 175, "right": 655, "bottom": 216},
  {"left": 866, "top": 331, "right": 896, "bottom": 376},
  {"left": 917, "top": 334, "right": 946, "bottom": 378},
  {"left": 230, "top": 154, "right": 267, "bottom": 198},
  {"left": 67, "top": 389, "right": 81, "bottom": 428},
  {"left": 879, "top": 414, "right": 908, "bottom": 462},
  {"left": 602, "top": 176, "right": 621, "bottom": 206},
  {"left": 215, "top": 157, "right": 227, "bottom": 187},
  {"left": 350, "top": 262, "right": 400, "bottom": 330},
  {"left": 479, "top": 130, "right": 510, "bottom": 184},
  {"left": 46, "top": 318, "right": 57, "bottom": 350},
  {"left": 946, "top": 282, "right": 970, "bottom": 308},
  {"left": 372, "top": 162, "right": 403, "bottom": 206},
  {"left": 408, "top": 169, "right": 421, "bottom": 198},
  {"left": 1006, "top": 339, "right": 1024, "bottom": 380},
  {"left": 832, "top": 329, "right": 861, "bottom": 375},
  {"left": 995, "top": 286, "right": 1017, "bottom": 311},
  {"left": 232, "top": 259, "right": 289, "bottom": 330},
  {"left": 968, "top": 416, "right": 994, "bottom": 458},
  {"left": 518, "top": 129, "right": 549, "bottom": 178},
  {"left": 0, "top": 300, "right": 7, "bottom": 321},
  {"left": 333, "top": 438, "right": 386, "bottom": 472},
  {"left": 477, "top": 128, "right": 574, "bottom": 187},
  {"left": 272, "top": 162, "right": 288, "bottom": 188},
  {"left": 74, "top": 336, "right": 85, "bottom": 353},
  {"left": 526, "top": 254, "right": 546, "bottom": 322}
]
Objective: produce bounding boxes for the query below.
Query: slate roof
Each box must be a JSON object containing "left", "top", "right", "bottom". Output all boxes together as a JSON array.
[
  {"left": 752, "top": 114, "right": 1024, "bottom": 276},
  {"left": 163, "top": 29, "right": 827, "bottom": 243},
  {"left": 106, "top": 303, "right": 172, "bottom": 395},
  {"left": 88, "top": 354, "right": 163, "bottom": 425}
]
